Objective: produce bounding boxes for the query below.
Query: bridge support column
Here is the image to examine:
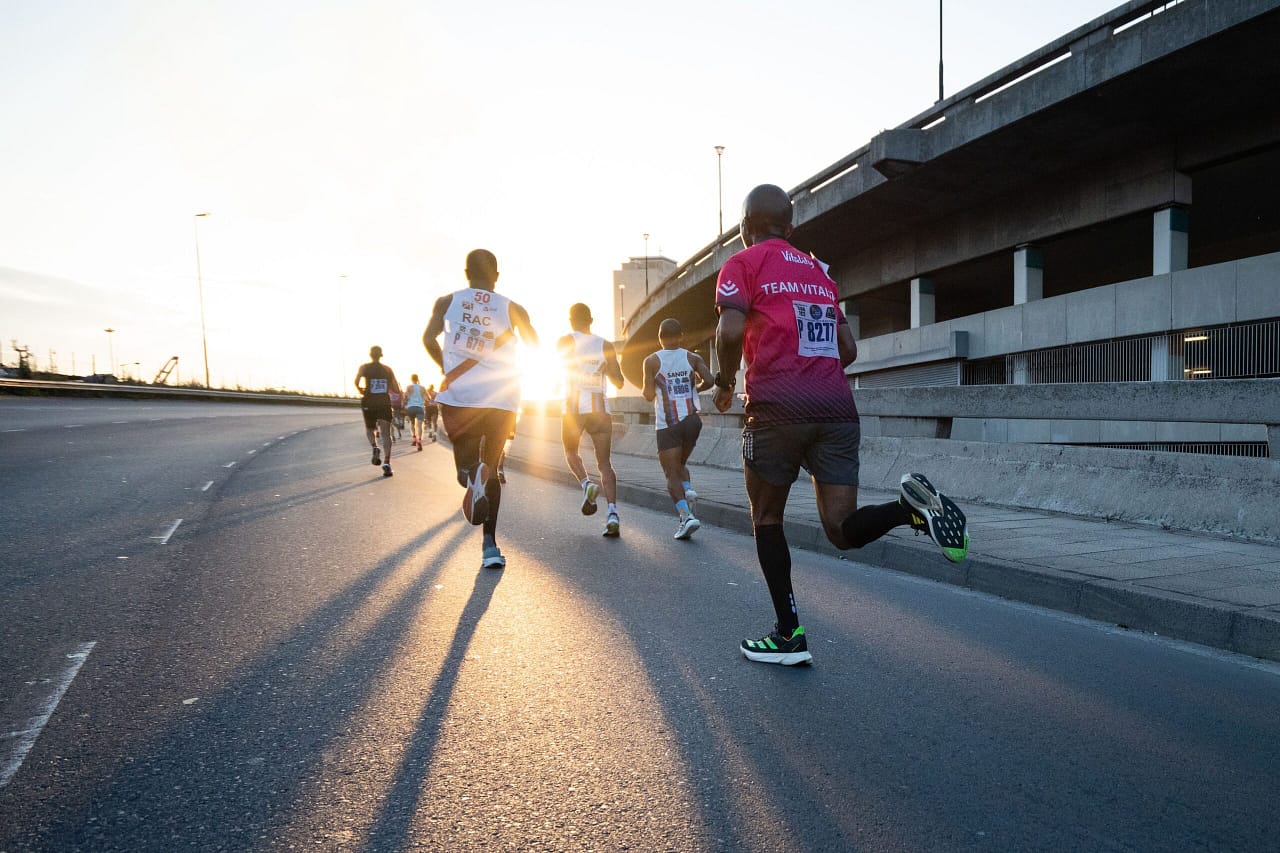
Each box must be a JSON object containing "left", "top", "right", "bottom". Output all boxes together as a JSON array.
[
  {"left": 1153, "top": 205, "right": 1189, "bottom": 275},
  {"left": 1014, "top": 244, "right": 1043, "bottom": 304},
  {"left": 910, "top": 277, "right": 935, "bottom": 328}
]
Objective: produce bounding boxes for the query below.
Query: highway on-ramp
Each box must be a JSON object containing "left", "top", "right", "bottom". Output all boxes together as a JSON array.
[{"left": 2, "top": 398, "right": 1279, "bottom": 852}]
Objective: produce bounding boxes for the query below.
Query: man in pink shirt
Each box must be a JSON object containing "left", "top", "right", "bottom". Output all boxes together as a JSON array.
[{"left": 713, "top": 184, "right": 970, "bottom": 666}]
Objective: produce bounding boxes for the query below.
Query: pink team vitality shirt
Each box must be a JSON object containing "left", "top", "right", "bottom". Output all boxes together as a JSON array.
[{"left": 715, "top": 238, "right": 859, "bottom": 426}]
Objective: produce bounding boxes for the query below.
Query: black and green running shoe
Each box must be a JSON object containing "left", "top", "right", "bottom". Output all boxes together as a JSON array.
[
  {"left": 741, "top": 624, "right": 813, "bottom": 666},
  {"left": 899, "top": 472, "right": 969, "bottom": 563}
]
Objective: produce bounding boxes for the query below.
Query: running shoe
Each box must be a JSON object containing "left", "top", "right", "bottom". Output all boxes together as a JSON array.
[
  {"left": 684, "top": 488, "right": 698, "bottom": 513},
  {"left": 740, "top": 624, "right": 812, "bottom": 666},
  {"left": 382, "top": 463, "right": 393, "bottom": 478},
  {"left": 462, "top": 462, "right": 490, "bottom": 525},
  {"left": 497, "top": 467, "right": 506, "bottom": 484},
  {"left": 580, "top": 481, "right": 600, "bottom": 515},
  {"left": 899, "top": 472, "right": 969, "bottom": 563},
  {"left": 602, "top": 512, "right": 620, "bottom": 537},
  {"left": 416, "top": 439, "right": 423, "bottom": 452},
  {"left": 674, "top": 514, "right": 701, "bottom": 540},
  {"left": 481, "top": 544, "right": 506, "bottom": 569},
  {"left": 371, "top": 446, "right": 381, "bottom": 466}
]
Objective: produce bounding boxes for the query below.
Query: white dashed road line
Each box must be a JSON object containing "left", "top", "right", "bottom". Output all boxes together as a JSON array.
[
  {"left": 153, "top": 519, "right": 183, "bottom": 545},
  {"left": 223, "top": 461, "right": 236, "bottom": 468},
  {"left": 0, "top": 641, "right": 96, "bottom": 788},
  {"left": 201, "top": 481, "right": 214, "bottom": 492}
]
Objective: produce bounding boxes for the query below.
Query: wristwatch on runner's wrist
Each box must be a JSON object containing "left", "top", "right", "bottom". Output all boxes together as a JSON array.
[{"left": 713, "top": 371, "right": 736, "bottom": 391}]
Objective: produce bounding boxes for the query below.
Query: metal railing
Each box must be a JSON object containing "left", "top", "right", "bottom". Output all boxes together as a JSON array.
[{"left": 960, "top": 319, "right": 1280, "bottom": 386}]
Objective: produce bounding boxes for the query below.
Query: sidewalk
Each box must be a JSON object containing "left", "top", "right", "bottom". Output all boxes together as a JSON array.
[{"left": 500, "top": 418, "right": 1280, "bottom": 664}]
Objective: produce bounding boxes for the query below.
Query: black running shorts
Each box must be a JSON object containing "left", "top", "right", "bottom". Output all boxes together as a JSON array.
[
  {"left": 361, "top": 400, "right": 393, "bottom": 429},
  {"left": 741, "top": 420, "right": 861, "bottom": 486},
  {"left": 656, "top": 413, "right": 702, "bottom": 454}
]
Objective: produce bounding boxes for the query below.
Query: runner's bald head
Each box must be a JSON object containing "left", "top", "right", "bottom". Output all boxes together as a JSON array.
[
  {"left": 658, "top": 318, "right": 682, "bottom": 347},
  {"left": 465, "top": 249, "right": 499, "bottom": 287},
  {"left": 741, "top": 184, "right": 793, "bottom": 247}
]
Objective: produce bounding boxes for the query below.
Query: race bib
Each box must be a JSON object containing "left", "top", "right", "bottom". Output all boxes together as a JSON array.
[
  {"left": 663, "top": 371, "right": 692, "bottom": 397},
  {"left": 370, "top": 378, "right": 388, "bottom": 394},
  {"left": 793, "top": 301, "right": 838, "bottom": 358}
]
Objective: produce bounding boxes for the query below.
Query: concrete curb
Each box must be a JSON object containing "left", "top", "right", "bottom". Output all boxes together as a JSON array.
[{"left": 501, "top": 452, "right": 1280, "bottom": 664}]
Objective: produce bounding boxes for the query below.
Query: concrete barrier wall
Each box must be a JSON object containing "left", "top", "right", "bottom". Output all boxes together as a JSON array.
[{"left": 590, "top": 390, "right": 1280, "bottom": 542}]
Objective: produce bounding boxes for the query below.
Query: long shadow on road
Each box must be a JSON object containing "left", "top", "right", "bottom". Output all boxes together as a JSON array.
[{"left": 35, "top": 517, "right": 476, "bottom": 852}]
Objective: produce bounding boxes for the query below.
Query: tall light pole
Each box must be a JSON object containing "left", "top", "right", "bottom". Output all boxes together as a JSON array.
[
  {"left": 715, "top": 145, "right": 725, "bottom": 235},
  {"left": 103, "top": 327, "right": 116, "bottom": 376},
  {"left": 337, "top": 274, "right": 348, "bottom": 395},
  {"left": 194, "top": 212, "right": 211, "bottom": 387},
  {"left": 643, "top": 232, "right": 650, "bottom": 295},
  {"left": 617, "top": 283, "right": 626, "bottom": 338},
  {"left": 938, "top": 0, "right": 945, "bottom": 102}
]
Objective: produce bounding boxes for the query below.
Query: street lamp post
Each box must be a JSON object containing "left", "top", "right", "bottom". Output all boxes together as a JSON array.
[
  {"left": 617, "top": 283, "right": 626, "bottom": 338},
  {"left": 103, "top": 327, "right": 116, "bottom": 376},
  {"left": 643, "top": 232, "right": 650, "bottom": 295},
  {"left": 938, "top": 0, "right": 945, "bottom": 102},
  {"left": 194, "top": 212, "right": 211, "bottom": 388},
  {"left": 715, "top": 146, "right": 725, "bottom": 235},
  {"left": 337, "top": 274, "right": 348, "bottom": 395}
]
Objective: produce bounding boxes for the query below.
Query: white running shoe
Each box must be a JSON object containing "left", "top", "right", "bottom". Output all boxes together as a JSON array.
[
  {"left": 580, "top": 481, "right": 600, "bottom": 515},
  {"left": 684, "top": 488, "right": 698, "bottom": 514},
  {"left": 674, "top": 514, "right": 701, "bottom": 540},
  {"left": 602, "top": 513, "right": 620, "bottom": 537},
  {"left": 481, "top": 544, "right": 505, "bottom": 569}
]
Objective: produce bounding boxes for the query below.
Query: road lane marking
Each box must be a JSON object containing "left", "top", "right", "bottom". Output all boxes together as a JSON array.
[
  {"left": 201, "top": 481, "right": 214, "bottom": 492},
  {"left": 64, "top": 424, "right": 84, "bottom": 428},
  {"left": 247, "top": 449, "right": 256, "bottom": 455},
  {"left": 262, "top": 442, "right": 272, "bottom": 447},
  {"left": 153, "top": 519, "right": 183, "bottom": 544},
  {"left": 0, "top": 641, "right": 96, "bottom": 788},
  {"left": 2, "top": 429, "right": 25, "bottom": 433},
  {"left": 223, "top": 461, "right": 236, "bottom": 468}
]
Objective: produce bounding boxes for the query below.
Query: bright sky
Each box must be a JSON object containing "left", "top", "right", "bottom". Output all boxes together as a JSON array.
[{"left": 0, "top": 0, "right": 1121, "bottom": 397}]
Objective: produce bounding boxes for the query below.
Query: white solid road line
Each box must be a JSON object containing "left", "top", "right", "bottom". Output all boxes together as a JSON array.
[
  {"left": 201, "top": 481, "right": 214, "bottom": 492},
  {"left": 0, "top": 641, "right": 96, "bottom": 788},
  {"left": 63, "top": 424, "right": 84, "bottom": 428},
  {"left": 153, "top": 518, "right": 183, "bottom": 545},
  {"left": 2, "top": 428, "right": 25, "bottom": 433}
]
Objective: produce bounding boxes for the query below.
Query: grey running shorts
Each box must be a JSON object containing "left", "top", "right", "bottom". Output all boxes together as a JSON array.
[{"left": 741, "top": 420, "right": 861, "bottom": 486}]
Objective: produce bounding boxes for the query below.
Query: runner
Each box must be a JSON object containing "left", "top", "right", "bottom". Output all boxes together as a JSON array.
[
  {"left": 404, "top": 373, "right": 428, "bottom": 450},
  {"left": 353, "top": 345, "right": 400, "bottom": 478},
  {"left": 423, "top": 384, "right": 440, "bottom": 441},
  {"left": 558, "top": 303, "right": 625, "bottom": 537},
  {"left": 714, "top": 184, "right": 969, "bottom": 666},
  {"left": 423, "top": 249, "right": 538, "bottom": 569},
  {"left": 641, "top": 318, "right": 713, "bottom": 540}
]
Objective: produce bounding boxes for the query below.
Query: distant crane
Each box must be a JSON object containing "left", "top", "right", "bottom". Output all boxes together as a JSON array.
[{"left": 152, "top": 356, "right": 179, "bottom": 385}]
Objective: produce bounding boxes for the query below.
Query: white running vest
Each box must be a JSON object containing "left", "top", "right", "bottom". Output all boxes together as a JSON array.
[
  {"left": 653, "top": 348, "right": 699, "bottom": 429},
  {"left": 435, "top": 288, "right": 521, "bottom": 412},
  {"left": 564, "top": 332, "right": 609, "bottom": 415}
]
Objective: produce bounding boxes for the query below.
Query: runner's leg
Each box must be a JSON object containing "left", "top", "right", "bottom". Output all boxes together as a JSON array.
[
  {"left": 562, "top": 415, "right": 589, "bottom": 483},
  {"left": 589, "top": 422, "right": 617, "bottom": 507},
  {"left": 745, "top": 465, "right": 799, "bottom": 635}
]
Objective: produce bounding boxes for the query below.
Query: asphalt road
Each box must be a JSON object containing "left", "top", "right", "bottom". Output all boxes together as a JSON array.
[{"left": 2, "top": 398, "right": 1280, "bottom": 852}]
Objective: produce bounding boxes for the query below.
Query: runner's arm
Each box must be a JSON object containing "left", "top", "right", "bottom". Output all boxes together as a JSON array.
[
  {"left": 353, "top": 364, "right": 366, "bottom": 395},
  {"left": 837, "top": 323, "right": 858, "bottom": 368},
  {"left": 641, "top": 353, "right": 659, "bottom": 402},
  {"left": 510, "top": 302, "right": 539, "bottom": 348},
  {"left": 602, "top": 341, "right": 624, "bottom": 390},
  {"left": 713, "top": 306, "right": 745, "bottom": 413},
  {"left": 422, "top": 296, "right": 452, "bottom": 369},
  {"left": 689, "top": 352, "right": 714, "bottom": 393}
]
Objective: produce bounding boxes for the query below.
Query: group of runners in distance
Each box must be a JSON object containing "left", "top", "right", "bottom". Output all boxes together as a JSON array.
[{"left": 354, "top": 184, "right": 971, "bottom": 666}]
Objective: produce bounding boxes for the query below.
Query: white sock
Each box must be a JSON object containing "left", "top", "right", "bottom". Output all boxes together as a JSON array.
[{"left": 607, "top": 503, "right": 618, "bottom": 515}]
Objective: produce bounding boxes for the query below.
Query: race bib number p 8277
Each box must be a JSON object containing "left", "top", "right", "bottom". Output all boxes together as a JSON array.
[{"left": 793, "top": 301, "right": 839, "bottom": 358}]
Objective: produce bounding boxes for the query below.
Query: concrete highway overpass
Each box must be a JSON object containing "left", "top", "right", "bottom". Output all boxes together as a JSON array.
[{"left": 619, "top": 0, "right": 1280, "bottom": 456}]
